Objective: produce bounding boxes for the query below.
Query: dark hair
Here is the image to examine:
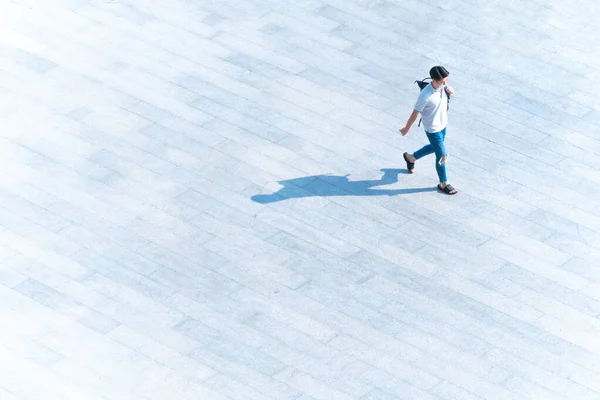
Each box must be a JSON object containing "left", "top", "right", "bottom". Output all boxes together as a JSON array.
[{"left": 430, "top": 66, "right": 449, "bottom": 81}]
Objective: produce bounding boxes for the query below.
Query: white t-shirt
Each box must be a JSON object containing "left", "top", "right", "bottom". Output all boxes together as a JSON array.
[{"left": 414, "top": 83, "right": 448, "bottom": 133}]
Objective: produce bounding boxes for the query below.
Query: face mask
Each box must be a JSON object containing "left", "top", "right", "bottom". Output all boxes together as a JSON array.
[{"left": 437, "top": 82, "right": 445, "bottom": 89}]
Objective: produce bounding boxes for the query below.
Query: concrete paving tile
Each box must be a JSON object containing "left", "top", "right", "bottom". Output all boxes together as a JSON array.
[{"left": 3, "top": 0, "right": 600, "bottom": 399}]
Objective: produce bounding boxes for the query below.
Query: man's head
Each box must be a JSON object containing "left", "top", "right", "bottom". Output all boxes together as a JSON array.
[{"left": 430, "top": 66, "right": 449, "bottom": 89}]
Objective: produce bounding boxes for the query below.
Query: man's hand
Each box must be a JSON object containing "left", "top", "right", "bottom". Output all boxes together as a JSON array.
[
  {"left": 400, "top": 126, "right": 410, "bottom": 136},
  {"left": 445, "top": 86, "right": 454, "bottom": 96}
]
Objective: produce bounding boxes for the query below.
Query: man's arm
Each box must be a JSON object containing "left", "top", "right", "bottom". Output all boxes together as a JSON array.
[{"left": 400, "top": 109, "right": 420, "bottom": 136}]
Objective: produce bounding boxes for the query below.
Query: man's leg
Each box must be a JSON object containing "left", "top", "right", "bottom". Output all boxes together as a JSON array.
[
  {"left": 404, "top": 140, "right": 435, "bottom": 173},
  {"left": 407, "top": 143, "right": 435, "bottom": 163},
  {"left": 438, "top": 128, "right": 449, "bottom": 165},
  {"left": 429, "top": 129, "right": 456, "bottom": 194},
  {"left": 433, "top": 139, "right": 448, "bottom": 183}
]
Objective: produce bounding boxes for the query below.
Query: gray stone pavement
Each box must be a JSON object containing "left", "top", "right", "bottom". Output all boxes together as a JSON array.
[{"left": 1, "top": 0, "right": 600, "bottom": 398}]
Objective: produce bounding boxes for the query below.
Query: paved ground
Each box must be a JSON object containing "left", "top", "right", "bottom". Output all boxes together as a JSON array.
[{"left": 1, "top": 0, "right": 600, "bottom": 399}]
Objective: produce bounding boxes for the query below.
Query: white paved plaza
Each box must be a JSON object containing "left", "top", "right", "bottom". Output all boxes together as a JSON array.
[{"left": 1, "top": 0, "right": 600, "bottom": 399}]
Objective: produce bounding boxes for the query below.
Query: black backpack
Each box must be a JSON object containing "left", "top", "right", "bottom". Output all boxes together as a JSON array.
[{"left": 414, "top": 77, "right": 450, "bottom": 127}]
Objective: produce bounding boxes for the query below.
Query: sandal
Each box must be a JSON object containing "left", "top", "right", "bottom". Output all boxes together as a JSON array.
[
  {"left": 438, "top": 183, "right": 457, "bottom": 195},
  {"left": 403, "top": 152, "right": 415, "bottom": 173}
]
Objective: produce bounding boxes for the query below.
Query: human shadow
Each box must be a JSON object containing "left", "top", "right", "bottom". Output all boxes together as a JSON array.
[{"left": 251, "top": 169, "right": 436, "bottom": 204}]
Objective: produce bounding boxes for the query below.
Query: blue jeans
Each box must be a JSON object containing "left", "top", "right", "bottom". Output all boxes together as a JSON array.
[{"left": 413, "top": 128, "right": 448, "bottom": 183}]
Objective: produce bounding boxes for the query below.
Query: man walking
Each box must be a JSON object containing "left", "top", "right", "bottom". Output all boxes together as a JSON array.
[{"left": 400, "top": 66, "right": 457, "bottom": 195}]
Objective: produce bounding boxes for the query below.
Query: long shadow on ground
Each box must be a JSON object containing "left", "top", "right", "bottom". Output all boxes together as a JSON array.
[{"left": 251, "top": 168, "right": 436, "bottom": 204}]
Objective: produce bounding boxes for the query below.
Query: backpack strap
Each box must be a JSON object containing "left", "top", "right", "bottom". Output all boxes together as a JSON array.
[{"left": 415, "top": 77, "right": 431, "bottom": 90}]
